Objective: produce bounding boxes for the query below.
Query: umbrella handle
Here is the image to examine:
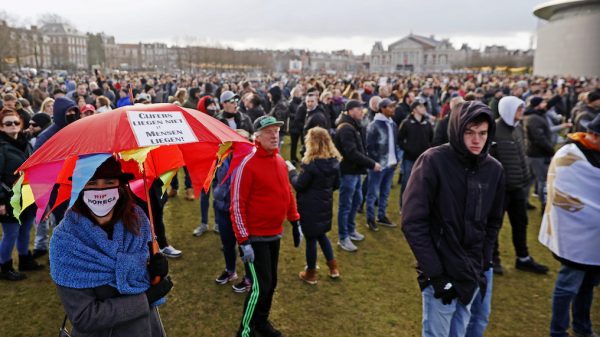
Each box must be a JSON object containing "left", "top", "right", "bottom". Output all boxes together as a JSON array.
[{"left": 142, "top": 166, "right": 161, "bottom": 285}]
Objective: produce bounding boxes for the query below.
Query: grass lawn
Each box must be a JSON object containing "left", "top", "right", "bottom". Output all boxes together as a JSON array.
[{"left": 0, "top": 137, "right": 597, "bottom": 337}]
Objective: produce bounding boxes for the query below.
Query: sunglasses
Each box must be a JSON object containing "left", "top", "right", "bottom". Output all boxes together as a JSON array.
[
  {"left": 225, "top": 99, "right": 239, "bottom": 104},
  {"left": 3, "top": 121, "right": 20, "bottom": 127},
  {"left": 29, "top": 122, "right": 38, "bottom": 127}
]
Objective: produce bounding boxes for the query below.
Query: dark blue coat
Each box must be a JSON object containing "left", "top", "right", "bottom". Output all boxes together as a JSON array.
[
  {"left": 290, "top": 158, "right": 340, "bottom": 238},
  {"left": 34, "top": 97, "right": 80, "bottom": 151},
  {"left": 213, "top": 156, "right": 232, "bottom": 212}
]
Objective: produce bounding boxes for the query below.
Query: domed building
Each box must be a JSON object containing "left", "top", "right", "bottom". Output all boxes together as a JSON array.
[{"left": 533, "top": 0, "right": 600, "bottom": 77}]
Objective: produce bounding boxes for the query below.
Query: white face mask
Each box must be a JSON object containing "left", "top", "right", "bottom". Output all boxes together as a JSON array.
[{"left": 83, "top": 188, "right": 120, "bottom": 217}]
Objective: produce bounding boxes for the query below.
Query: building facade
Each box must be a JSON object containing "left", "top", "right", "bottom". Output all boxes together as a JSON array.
[
  {"left": 533, "top": 0, "right": 600, "bottom": 77},
  {"left": 41, "top": 23, "right": 88, "bottom": 69},
  {"left": 370, "top": 34, "right": 455, "bottom": 73},
  {"left": 0, "top": 22, "right": 51, "bottom": 69}
]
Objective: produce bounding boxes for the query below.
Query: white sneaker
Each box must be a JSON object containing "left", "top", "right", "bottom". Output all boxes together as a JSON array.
[
  {"left": 213, "top": 224, "right": 220, "bottom": 233},
  {"left": 192, "top": 223, "right": 208, "bottom": 237},
  {"left": 349, "top": 231, "right": 365, "bottom": 241},
  {"left": 337, "top": 238, "right": 358, "bottom": 252},
  {"left": 160, "top": 245, "right": 182, "bottom": 258}
]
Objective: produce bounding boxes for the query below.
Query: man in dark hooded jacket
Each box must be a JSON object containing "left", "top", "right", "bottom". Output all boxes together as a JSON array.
[
  {"left": 31, "top": 97, "right": 80, "bottom": 258},
  {"left": 402, "top": 101, "right": 505, "bottom": 337},
  {"left": 33, "top": 97, "right": 80, "bottom": 151}
]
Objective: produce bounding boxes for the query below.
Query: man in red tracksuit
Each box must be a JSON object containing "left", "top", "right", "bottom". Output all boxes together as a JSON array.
[{"left": 232, "top": 115, "right": 301, "bottom": 337}]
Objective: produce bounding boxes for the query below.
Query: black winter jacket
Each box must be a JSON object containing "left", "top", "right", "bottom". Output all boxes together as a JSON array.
[
  {"left": 289, "top": 158, "right": 340, "bottom": 238},
  {"left": 490, "top": 119, "right": 530, "bottom": 190},
  {"left": 246, "top": 106, "right": 266, "bottom": 122},
  {"left": 432, "top": 115, "right": 450, "bottom": 146},
  {"left": 303, "top": 107, "right": 330, "bottom": 138},
  {"left": 269, "top": 100, "right": 289, "bottom": 132},
  {"left": 524, "top": 109, "right": 554, "bottom": 158},
  {"left": 334, "top": 113, "right": 376, "bottom": 175},
  {"left": 288, "top": 97, "right": 303, "bottom": 134},
  {"left": 402, "top": 101, "right": 505, "bottom": 305},
  {"left": 398, "top": 115, "right": 433, "bottom": 161},
  {"left": 216, "top": 111, "right": 254, "bottom": 134},
  {"left": 0, "top": 132, "right": 33, "bottom": 223}
]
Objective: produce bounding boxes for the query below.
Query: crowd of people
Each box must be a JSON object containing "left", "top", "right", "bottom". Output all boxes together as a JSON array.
[{"left": 0, "top": 68, "right": 598, "bottom": 337}]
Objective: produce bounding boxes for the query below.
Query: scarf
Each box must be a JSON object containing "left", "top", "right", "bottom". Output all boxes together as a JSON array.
[{"left": 50, "top": 206, "right": 165, "bottom": 305}]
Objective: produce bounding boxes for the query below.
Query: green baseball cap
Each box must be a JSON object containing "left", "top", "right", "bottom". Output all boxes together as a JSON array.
[{"left": 253, "top": 115, "right": 284, "bottom": 132}]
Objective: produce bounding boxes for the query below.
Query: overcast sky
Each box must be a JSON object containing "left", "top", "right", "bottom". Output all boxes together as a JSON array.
[{"left": 2, "top": 0, "right": 545, "bottom": 54}]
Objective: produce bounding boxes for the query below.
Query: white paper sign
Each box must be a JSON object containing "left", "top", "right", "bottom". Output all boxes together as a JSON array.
[{"left": 127, "top": 111, "right": 198, "bottom": 146}]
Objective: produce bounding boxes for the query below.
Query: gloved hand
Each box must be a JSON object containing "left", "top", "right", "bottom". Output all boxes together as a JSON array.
[
  {"left": 145, "top": 275, "right": 173, "bottom": 305},
  {"left": 147, "top": 250, "right": 169, "bottom": 278},
  {"left": 291, "top": 221, "right": 302, "bottom": 248},
  {"left": 430, "top": 276, "right": 458, "bottom": 305},
  {"left": 240, "top": 243, "right": 254, "bottom": 263}
]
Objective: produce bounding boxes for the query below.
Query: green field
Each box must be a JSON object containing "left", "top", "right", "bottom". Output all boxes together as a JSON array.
[{"left": 0, "top": 139, "right": 597, "bottom": 337}]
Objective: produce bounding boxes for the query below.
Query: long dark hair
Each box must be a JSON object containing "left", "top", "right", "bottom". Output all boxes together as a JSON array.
[{"left": 71, "top": 184, "right": 141, "bottom": 235}]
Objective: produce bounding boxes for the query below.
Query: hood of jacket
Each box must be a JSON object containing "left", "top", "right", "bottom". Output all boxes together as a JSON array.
[
  {"left": 448, "top": 100, "right": 495, "bottom": 165},
  {"left": 52, "top": 97, "right": 80, "bottom": 128},
  {"left": 498, "top": 96, "right": 524, "bottom": 127},
  {"left": 335, "top": 112, "right": 360, "bottom": 129},
  {"left": 304, "top": 157, "right": 340, "bottom": 176}
]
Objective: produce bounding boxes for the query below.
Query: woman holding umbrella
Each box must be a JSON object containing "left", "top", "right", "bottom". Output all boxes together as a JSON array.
[
  {"left": 49, "top": 157, "right": 173, "bottom": 337},
  {"left": 0, "top": 108, "right": 42, "bottom": 281}
]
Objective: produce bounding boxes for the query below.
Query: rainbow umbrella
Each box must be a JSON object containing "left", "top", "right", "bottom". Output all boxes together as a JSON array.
[{"left": 11, "top": 103, "right": 253, "bottom": 259}]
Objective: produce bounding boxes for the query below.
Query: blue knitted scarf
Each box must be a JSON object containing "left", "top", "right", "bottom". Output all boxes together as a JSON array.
[{"left": 50, "top": 206, "right": 164, "bottom": 305}]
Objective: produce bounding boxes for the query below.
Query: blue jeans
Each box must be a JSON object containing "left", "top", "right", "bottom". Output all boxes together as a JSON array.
[
  {"left": 550, "top": 264, "right": 600, "bottom": 337},
  {"left": 33, "top": 213, "right": 56, "bottom": 251},
  {"left": 366, "top": 166, "right": 395, "bottom": 221},
  {"left": 337, "top": 174, "right": 363, "bottom": 240},
  {"left": 305, "top": 234, "right": 334, "bottom": 269},
  {"left": 0, "top": 211, "right": 35, "bottom": 263},
  {"left": 170, "top": 167, "right": 192, "bottom": 190},
  {"left": 465, "top": 268, "right": 493, "bottom": 337},
  {"left": 528, "top": 157, "right": 549, "bottom": 208},
  {"left": 199, "top": 189, "right": 211, "bottom": 225},
  {"left": 400, "top": 159, "right": 415, "bottom": 207},
  {"left": 215, "top": 209, "right": 237, "bottom": 273},
  {"left": 422, "top": 285, "right": 478, "bottom": 337}
]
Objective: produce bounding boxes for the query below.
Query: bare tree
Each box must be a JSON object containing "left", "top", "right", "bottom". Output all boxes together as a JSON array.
[{"left": 37, "top": 13, "right": 70, "bottom": 26}]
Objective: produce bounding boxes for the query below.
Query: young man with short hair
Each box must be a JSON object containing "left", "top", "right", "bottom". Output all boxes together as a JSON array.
[
  {"left": 365, "top": 98, "right": 401, "bottom": 230},
  {"left": 335, "top": 100, "right": 382, "bottom": 252},
  {"left": 402, "top": 101, "right": 505, "bottom": 337}
]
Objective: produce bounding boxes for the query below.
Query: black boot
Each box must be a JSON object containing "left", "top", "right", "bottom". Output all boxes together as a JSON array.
[
  {"left": 0, "top": 259, "right": 26, "bottom": 281},
  {"left": 32, "top": 249, "right": 48, "bottom": 259},
  {"left": 19, "top": 251, "right": 45, "bottom": 271}
]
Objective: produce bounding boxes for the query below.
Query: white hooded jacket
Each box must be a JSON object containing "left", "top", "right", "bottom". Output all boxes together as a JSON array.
[{"left": 498, "top": 96, "right": 524, "bottom": 127}]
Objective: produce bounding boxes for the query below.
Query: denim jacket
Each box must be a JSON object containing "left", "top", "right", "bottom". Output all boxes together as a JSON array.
[{"left": 366, "top": 113, "right": 402, "bottom": 168}]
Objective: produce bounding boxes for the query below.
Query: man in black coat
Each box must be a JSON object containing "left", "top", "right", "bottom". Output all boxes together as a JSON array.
[
  {"left": 402, "top": 101, "right": 505, "bottom": 337},
  {"left": 524, "top": 96, "right": 554, "bottom": 211},
  {"left": 334, "top": 100, "right": 381, "bottom": 252},
  {"left": 302, "top": 94, "right": 329, "bottom": 139},
  {"left": 398, "top": 100, "right": 433, "bottom": 206},
  {"left": 393, "top": 91, "right": 415, "bottom": 126},
  {"left": 216, "top": 91, "right": 254, "bottom": 135},
  {"left": 491, "top": 96, "right": 549, "bottom": 275}
]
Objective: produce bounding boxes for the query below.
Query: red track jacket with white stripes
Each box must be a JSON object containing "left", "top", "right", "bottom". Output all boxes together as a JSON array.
[{"left": 230, "top": 141, "right": 300, "bottom": 244}]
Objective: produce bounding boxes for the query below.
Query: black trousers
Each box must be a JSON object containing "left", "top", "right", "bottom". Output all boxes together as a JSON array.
[
  {"left": 289, "top": 132, "right": 302, "bottom": 162},
  {"left": 239, "top": 240, "right": 280, "bottom": 334},
  {"left": 494, "top": 186, "right": 529, "bottom": 262},
  {"left": 136, "top": 180, "right": 169, "bottom": 248}
]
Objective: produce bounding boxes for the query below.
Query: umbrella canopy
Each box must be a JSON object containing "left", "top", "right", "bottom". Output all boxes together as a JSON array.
[{"left": 13, "top": 103, "right": 253, "bottom": 222}]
